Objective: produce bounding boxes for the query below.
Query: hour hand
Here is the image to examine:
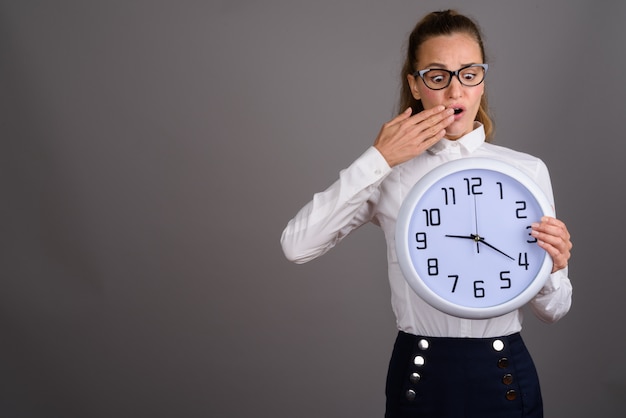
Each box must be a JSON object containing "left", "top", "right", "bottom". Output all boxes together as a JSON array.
[
  {"left": 445, "top": 233, "right": 482, "bottom": 253},
  {"left": 444, "top": 234, "right": 476, "bottom": 240}
]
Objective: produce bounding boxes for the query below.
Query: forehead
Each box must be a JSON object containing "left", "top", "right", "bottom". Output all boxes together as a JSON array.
[{"left": 417, "top": 33, "right": 483, "bottom": 67}]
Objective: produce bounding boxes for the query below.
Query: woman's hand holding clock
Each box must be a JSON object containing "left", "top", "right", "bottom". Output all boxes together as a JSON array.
[{"left": 531, "top": 217, "right": 572, "bottom": 273}]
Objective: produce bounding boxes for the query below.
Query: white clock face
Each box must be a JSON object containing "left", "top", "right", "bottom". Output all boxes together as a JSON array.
[{"left": 396, "top": 158, "right": 554, "bottom": 319}]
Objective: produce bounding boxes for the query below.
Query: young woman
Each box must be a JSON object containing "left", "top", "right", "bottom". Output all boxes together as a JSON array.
[{"left": 281, "top": 10, "right": 572, "bottom": 418}]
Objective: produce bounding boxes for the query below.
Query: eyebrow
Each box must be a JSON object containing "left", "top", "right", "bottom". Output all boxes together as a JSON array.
[{"left": 422, "top": 62, "right": 480, "bottom": 69}]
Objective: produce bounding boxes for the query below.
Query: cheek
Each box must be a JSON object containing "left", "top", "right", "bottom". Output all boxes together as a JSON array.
[
  {"left": 469, "top": 88, "right": 484, "bottom": 109},
  {"left": 419, "top": 89, "right": 442, "bottom": 108}
]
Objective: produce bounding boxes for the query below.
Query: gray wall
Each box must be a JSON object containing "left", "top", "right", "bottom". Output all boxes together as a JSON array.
[{"left": 2, "top": 1, "right": 624, "bottom": 417}]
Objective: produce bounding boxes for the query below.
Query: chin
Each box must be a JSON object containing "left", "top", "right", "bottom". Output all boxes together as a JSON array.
[
  {"left": 444, "top": 130, "right": 465, "bottom": 141},
  {"left": 446, "top": 124, "right": 473, "bottom": 140}
]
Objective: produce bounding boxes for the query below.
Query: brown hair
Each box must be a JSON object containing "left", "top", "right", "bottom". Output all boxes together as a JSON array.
[{"left": 399, "top": 10, "right": 494, "bottom": 141}]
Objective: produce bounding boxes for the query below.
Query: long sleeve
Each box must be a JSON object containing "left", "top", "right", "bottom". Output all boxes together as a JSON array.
[
  {"left": 526, "top": 160, "right": 573, "bottom": 323},
  {"left": 529, "top": 267, "right": 572, "bottom": 323},
  {"left": 281, "top": 147, "right": 392, "bottom": 264}
]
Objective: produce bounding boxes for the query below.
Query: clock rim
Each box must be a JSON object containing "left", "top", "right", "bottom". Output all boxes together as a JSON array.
[{"left": 395, "top": 157, "right": 555, "bottom": 319}]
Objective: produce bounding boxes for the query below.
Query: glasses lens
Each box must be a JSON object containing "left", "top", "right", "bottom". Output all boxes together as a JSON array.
[
  {"left": 458, "top": 65, "right": 486, "bottom": 86},
  {"left": 421, "top": 70, "right": 451, "bottom": 89}
]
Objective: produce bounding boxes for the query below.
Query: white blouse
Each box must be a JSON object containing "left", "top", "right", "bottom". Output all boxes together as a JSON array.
[{"left": 281, "top": 124, "right": 572, "bottom": 338}]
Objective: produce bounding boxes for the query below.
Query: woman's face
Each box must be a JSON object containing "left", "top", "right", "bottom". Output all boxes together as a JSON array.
[{"left": 407, "top": 33, "right": 485, "bottom": 140}]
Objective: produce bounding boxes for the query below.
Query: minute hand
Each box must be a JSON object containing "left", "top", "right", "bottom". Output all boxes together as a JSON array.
[{"left": 474, "top": 235, "right": 515, "bottom": 260}]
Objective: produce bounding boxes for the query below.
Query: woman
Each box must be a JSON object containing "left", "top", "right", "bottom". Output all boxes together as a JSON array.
[{"left": 281, "top": 10, "right": 572, "bottom": 418}]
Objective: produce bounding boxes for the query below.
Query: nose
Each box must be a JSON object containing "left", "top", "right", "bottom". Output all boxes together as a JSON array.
[{"left": 447, "top": 76, "right": 463, "bottom": 98}]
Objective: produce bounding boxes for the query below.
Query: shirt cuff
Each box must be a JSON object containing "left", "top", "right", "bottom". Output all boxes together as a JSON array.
[
  {"left": 538, "top": 266, "right": 568, "bottom": 295},
  {"left": 360, "top": 146, "right": 392, "bottom": 179}
]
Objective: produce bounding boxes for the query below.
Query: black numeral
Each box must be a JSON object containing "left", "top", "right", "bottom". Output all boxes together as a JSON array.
[
  {"left": 500, "top": 271, "right": 511, "bottom": 289},
  {"left": 497, "top": 181, "right": 504, "bottom": 199},
  {"left": 441, "top": 187, "right": 456, "bottom": 205},
  {"left": 449, "top": 275, "right": 459, "bottom": 292},
  {"left": 464, "top": 177, "right": 483, "bottom": 195},
  {"left": 474, "top": 280, "right": 485, "bottom": 298},
  {"left": 415, "top": 232, "right": 427, "bottom": 249},
  {"left": 427, "top": 258, "right": 439, "bottom": 276},
  {"left": 422, "top": 208, "right": 441, "bottom": 226},
  {"left": 515, "top": 201, "right": 527, "bottom": 219},
  {"left": 526, "top": 226, "right": 537, "bottom": 243},
  {"left": 518, "top": 252, "right": 529, "bottom": 270}
]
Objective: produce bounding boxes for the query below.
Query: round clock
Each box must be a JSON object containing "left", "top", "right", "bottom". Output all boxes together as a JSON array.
[{"left": 395, "top": 157, "right": 554, "bottom": 319}]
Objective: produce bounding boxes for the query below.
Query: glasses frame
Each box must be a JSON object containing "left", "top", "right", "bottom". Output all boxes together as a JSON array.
[{"left": 413, "top": 63, "right": 489, "bottom": 91}]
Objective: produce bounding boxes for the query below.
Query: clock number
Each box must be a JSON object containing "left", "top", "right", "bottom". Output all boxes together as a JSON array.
[
  {"left": 497, "top": 181, "right": 504, "bottom": 199},
  {"left": 422, "top": 208, "right": 441, "bottom": 226},
  {"left": 415, "top": 232, "right": 427, "bottom": 249},
  {"left": 427, "top": 258, "right": 439, "bottom": 276},
  {"left": 515, "top": 201, "right": 527, "bottom": 219},
  {"left": 526, "top": 225, "right": 537, "bottom": 243},
  {"left": 473, "top": 280, "right": 485, "bottom": 298},
  {"left": 449, "top": 275, "right": 459, "bottom": 292},
  {"left": 441, "top": 187, "right": 456, "bottom": 205},
  {"left": 518, "top": 252, "right": 529, "bottom": 270},
  {"left": 500, "top": 271, "right": 511, "bottom": 289},
  {"left": 464, "top": 177, "right": 483, "bottom": 195}
]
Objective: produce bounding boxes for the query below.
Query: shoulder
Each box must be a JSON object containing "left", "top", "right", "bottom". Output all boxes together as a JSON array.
[{"left": 477, "top": 142, "right": 549, "bottom": 179}]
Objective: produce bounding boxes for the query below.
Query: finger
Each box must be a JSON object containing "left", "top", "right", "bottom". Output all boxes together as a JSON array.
[
  {"left": 531, "top": 223, "right": 572, "bottom": 247},
  {"left": 383, "top": 107, "right": 414, "bottom": 128},
  {"left": 532, "top": 219, "right": 571, "bottom": 246},
  {"left": 540, "top": 216, "right": 568, "bottom": 231},
  {"left": 406, "top": 110, "right": 455, "bottom": 142},
  {"left": 537, "top": 240, "right": 568, "bottom": 272},
  {"left": 533, "top": 224, "right": 572, "bottom": 272},
  {"left": 406, "top": 105, "right": 450, "bottom": 125},
  {"left": 534, "top": 230, "right": 571, "bottom": 252}
]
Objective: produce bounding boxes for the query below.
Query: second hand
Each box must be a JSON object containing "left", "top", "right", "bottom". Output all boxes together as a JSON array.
[{"left": 473, "top": 194, "right": 480, "bottom": 253}]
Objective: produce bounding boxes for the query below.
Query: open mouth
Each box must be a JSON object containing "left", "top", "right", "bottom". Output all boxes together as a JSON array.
[{"left": 453, "top": 108, "right": 463, "bottom": 115}]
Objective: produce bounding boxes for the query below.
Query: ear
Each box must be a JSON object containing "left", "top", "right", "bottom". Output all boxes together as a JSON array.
[{"left": 407, "top": 73, "right": 421, "bottom": 101}]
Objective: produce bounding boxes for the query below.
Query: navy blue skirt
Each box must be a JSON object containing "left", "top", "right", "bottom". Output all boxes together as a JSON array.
[{"left": 385, "top": 331, "right": 543, "bottom": 418}]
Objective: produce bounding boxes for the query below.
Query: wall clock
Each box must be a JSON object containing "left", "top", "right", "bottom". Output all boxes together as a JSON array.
[{"left": 395, "top": 157, "right": 554, "bottom": 319}]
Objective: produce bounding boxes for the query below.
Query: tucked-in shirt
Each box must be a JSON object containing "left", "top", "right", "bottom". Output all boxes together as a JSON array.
[{"left": 281, "top": 124, "right": 572, "bottom": 338}]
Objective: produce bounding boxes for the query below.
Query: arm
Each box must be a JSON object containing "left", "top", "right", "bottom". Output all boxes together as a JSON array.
[
  {"left": 280, "top": 147, "right": 391, "bottom": 264},
  {"left": 530, "top": 266, "right": 572, "bottom": 323},
  {"left": 281, "top": 106, "right": 455, "bottom": 264},
  {"left": 528, "top": 163, "right": 573, "bottom": 323}
]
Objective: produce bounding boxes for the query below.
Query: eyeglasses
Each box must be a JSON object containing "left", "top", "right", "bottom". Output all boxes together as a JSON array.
[{"left": 413, "top": 64, "right": 488, "bottom": 90}]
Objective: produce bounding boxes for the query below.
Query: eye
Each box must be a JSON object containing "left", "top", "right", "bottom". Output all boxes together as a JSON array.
[
  {"left": 426, "top": 70, "right": 449, "bottom": 85},
  {"left": 430, "top": 75, "right": 445, "bottom": 84},
  {"left": 462, "top": 72, "right": 477, "bottom": 81}
]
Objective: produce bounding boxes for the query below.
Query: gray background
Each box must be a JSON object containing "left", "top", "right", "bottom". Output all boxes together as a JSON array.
[{"left": 1, "top": 0, "right": 624, "bottom": 417}]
